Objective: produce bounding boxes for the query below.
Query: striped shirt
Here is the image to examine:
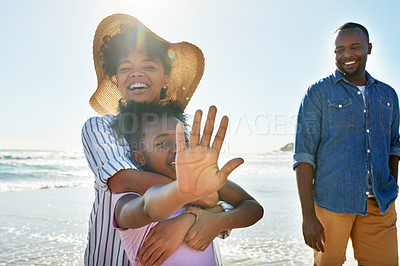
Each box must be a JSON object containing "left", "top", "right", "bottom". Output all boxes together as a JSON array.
[{"left": 82, "top": 114, "right": 134, "bottom": 266}]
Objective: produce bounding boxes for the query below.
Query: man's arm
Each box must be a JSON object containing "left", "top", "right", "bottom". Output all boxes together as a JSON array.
[
  {"left": 389, "top": 89, "right": 400, "bottom": 184},
  {"left": 389, "top": 89, "right": 400, "bottom": 183},
  {"left": 389, "top": 155, "right": 399, "bottom": 184},
  {"left": 295, "top": 162, "right": 325, "bottom": 252},
  {"left": 293, "top": 84, "right": 324, "bottom": 252}
]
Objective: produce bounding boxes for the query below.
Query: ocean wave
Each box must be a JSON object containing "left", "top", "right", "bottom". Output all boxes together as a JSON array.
[
  {"left": 219, "top": 151, "right": 293, "bottom": 175},
  {"left": 0, "top": 179, "right": 92, "bottom": 192},
  {"left": 0, "top": 150, "right": 85, "bottom": 161},
  {"left": 0, "top": 149, "right": 293, "bottom": 192},
  {"left": 0, "top": 150, "right": 93, "bottom": 192}
]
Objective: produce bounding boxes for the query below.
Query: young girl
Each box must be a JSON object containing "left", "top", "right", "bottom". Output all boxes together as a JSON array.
[{"left": 111, "top": 101, "right": 264, "bottom": 265}]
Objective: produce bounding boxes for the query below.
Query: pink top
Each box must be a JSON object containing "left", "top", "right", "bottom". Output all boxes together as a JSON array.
[{"left": 112, "top": 192, "right": 219, "bottom": 266}]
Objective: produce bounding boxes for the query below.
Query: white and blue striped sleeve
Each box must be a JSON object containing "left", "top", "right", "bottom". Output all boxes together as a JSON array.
[{"left": 81, "top": 115, "right": 136, "bottom": 190}]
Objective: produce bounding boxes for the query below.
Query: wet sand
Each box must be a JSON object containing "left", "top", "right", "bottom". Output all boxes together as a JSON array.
[{"left": 1, "top": 175, "right": 398, "bottom": 265}]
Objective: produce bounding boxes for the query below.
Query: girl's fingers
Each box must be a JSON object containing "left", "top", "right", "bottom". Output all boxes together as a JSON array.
[
  {"left": 189, "top": 110, "right": 202, "bottom": 147},
  {"left": 200, "top": 106, "right": 217, "bottom": 147},
  {"left": 219, "top": 158, "right": 244, "bottom": 181},
  {"left": 211, "top": 115, "right": 228, "bottom": 152},
  {"left": 176, "top": 122, "right": 186, "bottom": 152}
]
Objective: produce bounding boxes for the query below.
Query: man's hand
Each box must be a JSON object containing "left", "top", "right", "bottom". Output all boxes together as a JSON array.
[
  {"left": 389, "top": 155, "right": 400, "bottom": 184},
  {"left": 302, "top": 214, "right": 325, "bottom": 252},
  {"left": 176, "top": 106, "right": 244, "bottom": 199},
  {"left": 295, "top": 163, "right": 325, "bottom": 252}
]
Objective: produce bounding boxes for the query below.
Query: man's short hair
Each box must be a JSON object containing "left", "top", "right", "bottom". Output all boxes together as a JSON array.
[{"left": 335, "top": 22, "right": 370, "bottom": 43}]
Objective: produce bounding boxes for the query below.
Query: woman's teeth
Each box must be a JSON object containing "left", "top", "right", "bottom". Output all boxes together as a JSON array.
[{"left": 129, "top": 83, "right": 148, "bottom": 90}]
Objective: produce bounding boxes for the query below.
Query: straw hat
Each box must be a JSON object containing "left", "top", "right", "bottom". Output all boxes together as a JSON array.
[{"left": 90, "top": 13, "right": 205, "bottom": 115}]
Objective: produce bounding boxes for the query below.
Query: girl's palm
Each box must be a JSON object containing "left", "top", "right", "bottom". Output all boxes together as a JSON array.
[{"left": 175, "top": 106, "right": 243, "bottom": 199}]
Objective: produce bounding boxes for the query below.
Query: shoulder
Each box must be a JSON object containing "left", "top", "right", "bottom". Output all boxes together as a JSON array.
[
  {"left": 83, "top": 114, "right": 116, "bottom": 128},
  {"left": 310, "top": 73, "right": 335, "bottom": 91},
  {"left": 82, "top": 114, "right": 117, "bottom": 135},
  {"left": 303, "top": 74, "right": 334, "bottom": 101},
  {"left": 375, "top": 79, "right": 396, "bottom": 94},
  {"left": 84, "top": 114, "right": 115, "bottom": 125},
  {"left": 370, "top": 75, "right": 399, "bottom": 102}
]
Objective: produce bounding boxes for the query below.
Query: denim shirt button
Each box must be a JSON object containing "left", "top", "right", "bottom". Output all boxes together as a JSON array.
[
  {"left": 366, "top": 129, "right": 370, "bottom": 133},
  {"left": 367, "top": 149, "right": 371, "bottom": 153},
  {"left": 357, "top": 91, "right": 362, "bottom": 95},
  {"left": 364, "top": 109, "right": 367, "bottom": 113},
  {"left": 338, "top": 104, "right": 342, "bottom": 108},
  {"left": 366, "top": 191, "right": 370, "bottom": 196},
  {"left": 387, "top": 102, "right": 391, "bottom": 107}
]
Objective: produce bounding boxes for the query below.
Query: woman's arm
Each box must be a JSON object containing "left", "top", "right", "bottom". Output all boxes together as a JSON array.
[
  {"left": 137, "top": 213, "right": 196, "bottom": 265},
  {"left": 183, "top": 179, "right": 264, "bottom": 250},
  {"left": 187, "top": 179, "right": 263, "bottom": 233},
  {"left": 82, "top": 116, "right": 173, "bottom": 192}
]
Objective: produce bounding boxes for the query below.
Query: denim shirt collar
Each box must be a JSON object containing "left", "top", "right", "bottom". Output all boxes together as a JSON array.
[{"left": 332, "top": 69, "right": 377, "bottom": 88}]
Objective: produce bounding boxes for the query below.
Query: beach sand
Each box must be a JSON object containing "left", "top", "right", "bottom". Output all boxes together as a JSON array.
[
  {"left": 0, "top": 186, "right": 93, "bottom": 265},
  {"left": 0, "top": 178, "right": 397, "bottom": 265}
]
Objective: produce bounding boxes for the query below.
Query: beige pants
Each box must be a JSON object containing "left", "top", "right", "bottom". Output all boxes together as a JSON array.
[{"left": 314, "top": 198, "right": 398, "bottom": 266}]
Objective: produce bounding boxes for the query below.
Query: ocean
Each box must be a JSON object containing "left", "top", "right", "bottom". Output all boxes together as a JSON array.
[
  {"left": 0, "top": 149, "right": 361, "bottom": 265},
  {"left": 0, "top": 150, "right": 93, "bottom": 192}
]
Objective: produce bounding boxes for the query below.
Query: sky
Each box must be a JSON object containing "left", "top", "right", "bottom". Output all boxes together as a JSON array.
[{"left": 1, "top": 0, "right": 400, "bottom": 154}]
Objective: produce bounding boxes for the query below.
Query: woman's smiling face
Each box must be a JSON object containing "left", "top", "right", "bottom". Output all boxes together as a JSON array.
[{"left": 116, "top": 51, "right": 169, "bottom": 104}]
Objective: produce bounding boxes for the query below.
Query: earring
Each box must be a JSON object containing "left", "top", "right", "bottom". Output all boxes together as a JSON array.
[
  {"left": 160, "top": 87, "right": 167, "bottom": 100},
  {"left": 119, "top": 98, "right": 127, "bottom": 106}
]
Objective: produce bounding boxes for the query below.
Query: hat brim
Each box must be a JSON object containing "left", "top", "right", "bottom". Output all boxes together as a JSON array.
[{"left": 90, "top": 13, "right": 204, "bottom": 116}]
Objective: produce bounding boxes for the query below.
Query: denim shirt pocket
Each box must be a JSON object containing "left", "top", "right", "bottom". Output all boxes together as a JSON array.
[
  {"left": 378, "top": 98, "right": 393, "bottom": 134},
  {"left": 327, "top": 98, "right": 354, "bottom": 127}
]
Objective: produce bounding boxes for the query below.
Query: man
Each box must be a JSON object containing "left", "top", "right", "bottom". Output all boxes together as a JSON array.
[{"left": 294, "top": 22, "right": 400, "bottom": 265}]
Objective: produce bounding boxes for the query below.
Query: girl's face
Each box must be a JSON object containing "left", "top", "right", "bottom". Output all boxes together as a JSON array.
[
  {"left": 133, "top": 116, "right": 180, "bottom": 179},
  {"left": 116, "top": 51, "right": 168, "bottom": 104}
]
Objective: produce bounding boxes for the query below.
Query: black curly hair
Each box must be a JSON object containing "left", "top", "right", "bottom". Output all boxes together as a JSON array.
[
  {"left": 335, "top": 22, "right": 369, "bottom": 43},
  {"left": 112, "top": 101, "right": 187, "bottom": 153},
  {"left": 101, "top": 25, "right": 172, "bottom": 80}
]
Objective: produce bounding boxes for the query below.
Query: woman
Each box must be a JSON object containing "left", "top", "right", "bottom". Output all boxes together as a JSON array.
[{"left": 82, "top": 14, "right": 229, "bottom": 266}]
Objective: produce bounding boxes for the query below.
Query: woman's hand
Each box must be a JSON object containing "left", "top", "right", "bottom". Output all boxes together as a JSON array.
[
  {"left": 183, "top": 206, "right": 223, "bottom": 251},
  {"left": 137, "top": 213, "right": 196, "bottom": 265}
]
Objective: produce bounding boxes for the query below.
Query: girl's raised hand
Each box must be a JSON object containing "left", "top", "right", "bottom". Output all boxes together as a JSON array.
[{"left": 175, "top": 106, "right": 244, "bottom": 199}]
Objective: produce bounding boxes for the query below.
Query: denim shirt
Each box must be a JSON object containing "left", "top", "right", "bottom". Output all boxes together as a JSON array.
[{"left": 294, "top": 70, "right": 400, "bottom": 215}]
